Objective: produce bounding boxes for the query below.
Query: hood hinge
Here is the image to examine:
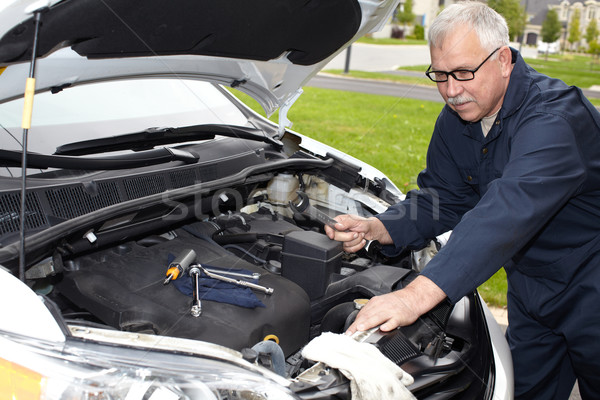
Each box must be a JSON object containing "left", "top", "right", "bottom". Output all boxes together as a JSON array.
[{"left": 278, "top": 88, "right": 303, "bottom": 138}]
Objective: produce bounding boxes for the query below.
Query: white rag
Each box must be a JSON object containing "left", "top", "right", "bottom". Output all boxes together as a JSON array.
[{"left": 301, "top": 332, "right": 417, "bottom": 400}]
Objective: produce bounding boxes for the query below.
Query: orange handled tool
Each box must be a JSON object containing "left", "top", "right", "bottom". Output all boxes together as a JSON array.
[{"left": 163, "top": 249, "right": 197, "bottom": 285}]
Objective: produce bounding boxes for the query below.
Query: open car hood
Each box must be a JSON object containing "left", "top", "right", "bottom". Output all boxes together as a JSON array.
[{"left": 0, "top": 0, "right": 398, "bottom": 117}]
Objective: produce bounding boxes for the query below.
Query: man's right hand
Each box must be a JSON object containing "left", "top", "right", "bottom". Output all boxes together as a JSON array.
[
  {"left": 346, "top": 275, "right": 448, "bottom": 334},
  {"left": 324, "top": 214, "right": 393, "bottom": 253}
]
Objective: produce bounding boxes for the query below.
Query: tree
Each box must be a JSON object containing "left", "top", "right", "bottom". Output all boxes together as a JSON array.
[
  {"left": 541, "top": 9, "right": 562, "bottom": 59},
  {"left": 396, "top": 0, "right": 414, "bottom": 25},
  {"left": 589, "top": 40, "right": 600, "bottom": 67},
  {"left": 586, "top": 18, "right": 600, "bottom": 67},
  {"left": 413, "top": 24, "right": 425, "bottom": 40},
  {"left": 396, "top": 0, "right": 415, "bottom": 38},
  {"left": 586, "top": 18, "right": 599, "bottom": 49},
  {"left": 568, "top": 8, "right": 581, "bottom": 51},
  {"left": 488, "top": 0, "right": 526, "bottom": 41}
]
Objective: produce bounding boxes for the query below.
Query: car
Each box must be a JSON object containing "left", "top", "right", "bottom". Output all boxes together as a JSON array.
[
  {"left": 0, "top": 0, "right": 513, "bottom": 399},
  {"left": 537, "top": 41, "right": 560, "bottom": 54}
]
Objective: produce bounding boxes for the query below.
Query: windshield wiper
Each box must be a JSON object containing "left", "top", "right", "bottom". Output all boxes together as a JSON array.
[
  {"left": 0, "top": 147, "right": 198, "bottom": 170},
  {"left": 55, "top": 124, "right": 282, "bottom": 156}
]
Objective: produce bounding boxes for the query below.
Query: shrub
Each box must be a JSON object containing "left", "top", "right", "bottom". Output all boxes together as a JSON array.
[{"left": 414, "top": 24, "right": 425, "bottom": 40}]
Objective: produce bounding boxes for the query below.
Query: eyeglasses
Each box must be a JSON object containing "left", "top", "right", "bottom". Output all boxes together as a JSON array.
[{"left": 425, "top": 47, "right": 501, "bottom": 83}]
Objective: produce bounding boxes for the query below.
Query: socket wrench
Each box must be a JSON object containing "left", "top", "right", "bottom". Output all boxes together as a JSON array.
[
  {"left": 289, "top": 191, "right": 381, "bottom": 255},
  {"left": 189, "top": 265, "right": 202, "bottom": 317}
]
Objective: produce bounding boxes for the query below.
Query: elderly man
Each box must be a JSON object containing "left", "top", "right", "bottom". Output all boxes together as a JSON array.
[{"left": 326, "top": 2, "right": 600, "bottom": 399}]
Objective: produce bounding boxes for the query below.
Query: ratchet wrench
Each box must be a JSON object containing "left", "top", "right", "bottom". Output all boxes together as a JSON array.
[
  {"left": 289, "top": 191, "right": 381, "bottom": 255},
  {"left": 289, "top": 191, "right": 339, "bottom": 230}
]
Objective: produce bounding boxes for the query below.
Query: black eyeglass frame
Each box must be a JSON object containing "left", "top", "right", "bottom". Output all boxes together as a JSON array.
[{"left": 425, "top": 47, "right": 502, "bottom": 83}]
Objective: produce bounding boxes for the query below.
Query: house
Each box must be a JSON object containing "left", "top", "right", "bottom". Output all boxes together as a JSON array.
[{"left": 375, "top": 0, "right": 599, "bottom": 51}]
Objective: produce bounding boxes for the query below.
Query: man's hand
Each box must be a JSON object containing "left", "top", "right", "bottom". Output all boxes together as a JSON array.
[
  {"left": 324, "top": 214, "right": 393, "bottom": 253},
  {"left": 346, "top": 276, "right": 447, "bottom": 334}
]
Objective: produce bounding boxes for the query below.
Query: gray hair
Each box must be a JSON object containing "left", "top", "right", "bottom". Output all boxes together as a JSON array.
[{"left": 428, "top": 1, "right": 510, "bottom": 52}]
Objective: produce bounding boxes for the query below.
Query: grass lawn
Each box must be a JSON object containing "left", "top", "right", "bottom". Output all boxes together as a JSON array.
[
  {"left": 525, "top": 53, "right": 600, "bottom": 89},
  {"left": 324, "top": 69, "right": 436, "bottom": 88},
  {"left": 234, "top": 87, "right": 509, "bottom": 308},
  {"left": 235, "top": 87, "right": 440, "bottom": 191},
  {"left": 477, "top": 269, "right": 507, "bottom": 308},
  {"left": 235, "top": 44, "right": 598, "bottom": 310}
]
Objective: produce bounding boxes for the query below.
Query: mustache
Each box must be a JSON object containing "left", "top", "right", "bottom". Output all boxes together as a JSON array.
[{"left": 447, "top": 95, "right": 476, "bottom": 105}]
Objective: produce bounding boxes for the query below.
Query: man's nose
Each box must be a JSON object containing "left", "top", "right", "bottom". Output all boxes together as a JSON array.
[{"left": 444, "top": 75, "right": 463, "bottom": 97}]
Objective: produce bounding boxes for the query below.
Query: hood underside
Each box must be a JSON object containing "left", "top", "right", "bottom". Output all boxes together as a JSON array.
[
  {"left": 0, "top": 0, "right": 398, "bottom": 114},
  {"left": 0, "top": 0, "right": 361, "bottom": 65}
]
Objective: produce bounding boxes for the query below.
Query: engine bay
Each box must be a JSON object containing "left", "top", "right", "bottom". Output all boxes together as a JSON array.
[
  {"left": 41, "top": 172, "right": 418, "bottom": 356},
  {"left": 17, "top": 169, "right": 493, "bottom": 398}
]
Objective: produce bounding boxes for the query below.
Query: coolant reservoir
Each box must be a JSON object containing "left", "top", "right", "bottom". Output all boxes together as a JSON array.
[{"left": 267, "top": 173, "right": 299, "bottom": 204}]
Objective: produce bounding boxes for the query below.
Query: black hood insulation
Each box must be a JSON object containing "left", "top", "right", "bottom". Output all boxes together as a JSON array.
[{"left": 0, "top": 0, "right": 362, "bottom": 66}]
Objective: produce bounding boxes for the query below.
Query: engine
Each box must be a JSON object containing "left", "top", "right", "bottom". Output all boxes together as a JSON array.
[
  {"left": 56, "top": 210, "right": 342, "bottom": 356},
  {"left": 48, "top": 173, "right": 401, "bottom": 355},
  {"left": 28, "top": 171, "right": 493, "bottom": 398}
]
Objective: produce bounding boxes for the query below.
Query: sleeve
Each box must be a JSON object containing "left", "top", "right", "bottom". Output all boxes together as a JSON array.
[
  {"left": 421, "top": 114, "right": 586, "bottom": 303},
  {"left": 376, "top": 110, "right": 480, "bottom": 252}
]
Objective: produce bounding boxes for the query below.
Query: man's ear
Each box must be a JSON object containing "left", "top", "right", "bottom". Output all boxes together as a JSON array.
[{"left": 498, "top": 46, "right": 513, "bottom": 77}]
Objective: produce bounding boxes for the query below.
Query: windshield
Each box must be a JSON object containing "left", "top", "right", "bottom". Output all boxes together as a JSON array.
[
  {"left": 0, "top": 79, "right": 249, "bottom": 152},
  {"left": 0, "top": 79, "right": 250, "bottom": 177}
]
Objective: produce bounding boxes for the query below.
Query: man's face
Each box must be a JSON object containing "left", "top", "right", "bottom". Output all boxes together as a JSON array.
[{"left": 429, "top": 28, "right": 510, "bottom": 123}]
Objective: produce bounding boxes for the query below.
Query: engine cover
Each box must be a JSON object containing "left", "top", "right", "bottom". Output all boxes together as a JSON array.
[{"left": 57, "top": 228, "right": 311, "bottom": 356}]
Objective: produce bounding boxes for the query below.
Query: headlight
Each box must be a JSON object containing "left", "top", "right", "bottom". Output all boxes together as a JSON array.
[{"left": 0, "top": 329, "right": 298, "bottom": 400}]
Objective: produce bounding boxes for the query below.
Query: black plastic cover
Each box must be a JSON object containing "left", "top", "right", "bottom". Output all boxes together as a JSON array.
[
  {"left": 57, "top": 228, "right": 311, "bottom": 356},
  {"left": 281, "top": 230, "right": 343, "bottom": 300}
]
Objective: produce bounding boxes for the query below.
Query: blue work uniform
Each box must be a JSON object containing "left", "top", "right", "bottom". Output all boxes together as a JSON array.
[{"left": 377, "top": 48, "right": 600, "bottom": 399}]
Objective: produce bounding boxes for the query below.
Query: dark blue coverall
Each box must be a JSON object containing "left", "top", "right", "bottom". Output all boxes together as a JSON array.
[{"left": 376, "top": 48, "right": 600, "bottom": 399}]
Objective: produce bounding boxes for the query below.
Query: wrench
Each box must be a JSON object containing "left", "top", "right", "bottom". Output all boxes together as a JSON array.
[
  {"left": 189, "top": 265, "right": 202, "bottom": 317},
  {"left": 289, "top": 191, "right": 339, "bottom": 230},
  {"left": 196, "top": 264, "right": 274, "bottom": 295},
  {"left": 289, "top": 191, "right": 381, "bottom": 255},
  {"left": 203, "top": 267, "right": 261, "bottom": 280}
]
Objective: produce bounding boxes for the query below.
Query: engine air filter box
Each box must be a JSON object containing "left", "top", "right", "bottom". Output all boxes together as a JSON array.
[{"left": 282, "top": 230, "right": 343, "bottom": 300}]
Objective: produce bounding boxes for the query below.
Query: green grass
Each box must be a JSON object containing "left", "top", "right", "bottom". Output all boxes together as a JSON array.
[
  {"left": 525, "top": 54, "right": 600, "bottom": 89},
  {"left": 477, "top": 268, "right": 508, "bottom": 308},
  {"left": 235, "top": 87, "right": 441, "bottom": 192},
  {"left": 233, "top": 50, "right": 600, "bottom": 310},
  {"left": 323, "top": 69, "right": 436, "bottom": 87},
  {"left": 234, "top": 52, "right": 600, "bottom": 308},
  {"left": 233, "top": 87, "right": 509, "bottom": 307},
  {"left": 394, "top": 53, "right": 600, "bottom": 87},
  {"left": 357, "top": 36, "right": 427, "bottom": 46}
]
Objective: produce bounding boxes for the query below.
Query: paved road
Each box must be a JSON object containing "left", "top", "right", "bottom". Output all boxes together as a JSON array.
[
  {"left": 309, "top": 73, "right": 443, "bottom": 103},
  {"left": 308, "top": 43, "right": 599, "bottom": 104}
]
